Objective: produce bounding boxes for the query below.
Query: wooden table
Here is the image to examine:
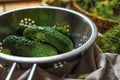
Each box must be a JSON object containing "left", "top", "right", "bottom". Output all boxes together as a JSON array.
[{"left": 0, "top": 0, "right": 44, "bottom": 13}]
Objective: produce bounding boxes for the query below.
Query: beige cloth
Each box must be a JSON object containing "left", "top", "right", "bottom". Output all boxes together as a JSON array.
[{"left": 0, "top": 43, "right": 120, "bottom": 80}]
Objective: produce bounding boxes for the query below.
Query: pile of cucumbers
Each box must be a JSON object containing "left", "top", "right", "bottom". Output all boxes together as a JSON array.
[{"left": 1, "top": 26, "right": 73, "bottom": 57}]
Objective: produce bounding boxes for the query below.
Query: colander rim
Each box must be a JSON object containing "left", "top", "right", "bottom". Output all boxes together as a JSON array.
[{"left": 0, "top": 6, "right": 98, "bottom": 63}]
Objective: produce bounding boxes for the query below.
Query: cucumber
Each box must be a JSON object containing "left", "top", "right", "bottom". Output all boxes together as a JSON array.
[
  {"left": 16, "top": 25, "right": 70, "bottom": 37},
  {"left": 2, "top": 35, "right": 57, "bottom": 57},
  {"left": 23, "top": 27, "right": 73, "bottom": 52},
  {"left": 16, "top": 26, "right": 30, "bottom": 36},
  {"left": 53, "top": 26, "right": 70, "bottom": 37}
]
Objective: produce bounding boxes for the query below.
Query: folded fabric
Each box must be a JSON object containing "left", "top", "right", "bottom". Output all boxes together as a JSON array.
[{"left": 0, "top": 43, "right": 120, "bottom": 80}]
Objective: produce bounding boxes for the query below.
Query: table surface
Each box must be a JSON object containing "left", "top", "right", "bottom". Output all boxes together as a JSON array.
[{"left": 0, "top": 0, "right": 43, "bottom": 13}]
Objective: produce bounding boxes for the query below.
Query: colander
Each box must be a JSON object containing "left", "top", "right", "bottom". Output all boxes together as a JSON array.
[{"left": 0, "top": 6, "right": 97, "bottom": 79}]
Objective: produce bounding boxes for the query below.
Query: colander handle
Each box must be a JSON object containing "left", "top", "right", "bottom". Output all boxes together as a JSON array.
[
  {"left": 27, "top": 63, "right": 37, "bottom": 80},
  {"left": 6, "top": 62, "right": 17, "bottom": 80},
  {"left": 5, "top": 62, "right": 37, "bottom": 80}
]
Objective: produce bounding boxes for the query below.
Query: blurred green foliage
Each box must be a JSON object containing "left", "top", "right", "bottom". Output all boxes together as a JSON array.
[
  {"left": 101, "top": 24, "right": 120, "bottom": 54},
  {"left": 77, "top": 0, "right": 120, "bottom": 20}
]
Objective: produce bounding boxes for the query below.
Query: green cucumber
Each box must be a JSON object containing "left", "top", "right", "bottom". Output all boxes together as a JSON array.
[
  {"left": 23, "top": 27, "right": 73, "bottom": 52},
  {"left": 2, "top": 35, "right": 57, "bottom": 57}
]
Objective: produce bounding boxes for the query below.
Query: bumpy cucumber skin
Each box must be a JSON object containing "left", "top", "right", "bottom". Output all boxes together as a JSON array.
[
  {"left": 23, "top": 27, "right": 73, "bottom": 52},
  {"left": 2, "top": 35, "right": 21, "bottom": 50},
  {"left": 16, "top": 25, "right": 70, "bottom": 37},
  {"left": 53, "top": 27, "right": 70, "bottom": 37},
  {"left": 2, "top": 35, "right": 57, "bottom": 57}
]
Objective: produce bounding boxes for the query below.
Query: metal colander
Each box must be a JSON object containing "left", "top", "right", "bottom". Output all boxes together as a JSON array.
[{"left": 0, "top": 6, "right": 97, "bottom": 80}]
